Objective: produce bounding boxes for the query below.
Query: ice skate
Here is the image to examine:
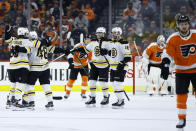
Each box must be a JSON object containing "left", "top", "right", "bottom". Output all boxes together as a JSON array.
[
  {"left": 176, "top": 119, "right": 186, "bottom": 131},
  {"left": 12, "top": 100, "right": 25, "bottom": 111},
  {"left": 85, "top": 96, "right": 96, "bottom": 107},
  {"left": 81, "top": 93, "right": 87, "bottom": 100},
  {"left": 22, "top": 100, "right": 29, "bottom": 107},
  {"left": 100, "top": 94, "right": 110, "bottom": 107},
  {"left": 45, "top": 101, "right": 54, "bottom": 111},
  {"left": 112, "top": 99, "right": 125, "bottom": 109},
  {"left": 64, "top": 94, "right": 70, "bottom": 99},
  {"left": 6, "top": 96, "right": 15, "bottom": 109},
  {"left": 160, "top": 90, "right": 169, "bottom": 96},
  {"left": 27, "top": 101, "right": 35, "bottom": 110}
]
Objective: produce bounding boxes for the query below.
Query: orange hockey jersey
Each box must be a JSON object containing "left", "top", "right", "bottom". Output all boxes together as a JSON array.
[
  {"left": 143, "top": 42, "right": 164, "bottom": 65},
  {"left": 72, "top": 45, "right": 92, "bottom": 68},
  {"left": 165, "top": 30, "right": 196, "bottom": 73}
]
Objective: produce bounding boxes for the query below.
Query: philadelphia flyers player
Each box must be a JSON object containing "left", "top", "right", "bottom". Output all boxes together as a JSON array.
[
  {"left": 64, "top": 35, "right": 92, "bottom": 99},
  {"left": 142, "top": 35, "right": 168, "bottom": 96},
  {"left": 161, "top": 15, "right": 196, "bottom": 130}
]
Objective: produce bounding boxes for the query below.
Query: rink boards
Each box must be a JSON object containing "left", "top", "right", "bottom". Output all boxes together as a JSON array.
[{"left": 0, "top": 61, "right": 156, "bottom": 92}]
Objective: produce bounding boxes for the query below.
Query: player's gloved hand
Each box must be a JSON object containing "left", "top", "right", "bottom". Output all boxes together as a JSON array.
[
  {"left": 160, "top": 58, "right": 171, "bottom": 80},
  {"left": 100, "top": 48, "right": 108, "bottom": 56},
  {"left": 5, "top": 24, "right": 13, "bottom": 40},
  {"left": 68, "top": 58, "right": 74, "bottom": 69},
  {"left": 64, "top": 49, "right": 70, "bottom": 56},
  {"left": 14, "top": 45, "right": 27, "bottom": 53},
  {"left": 117, "top": 61, "right": 126, "bottom": 70}
]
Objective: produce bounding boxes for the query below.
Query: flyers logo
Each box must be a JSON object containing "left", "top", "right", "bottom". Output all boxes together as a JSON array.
[
  {"left": 156, "top": 51, "right": 163, "bottom": 58},
  {"left": 79, "top": 52, "right": 88, "bottom": 59},
  {"left": 180, "top": 44, "right": 196, "bottom": 57}
]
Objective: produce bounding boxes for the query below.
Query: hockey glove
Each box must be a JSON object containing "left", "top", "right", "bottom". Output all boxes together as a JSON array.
[
  {"left": 68, "top": 58, "right": 74, "bottom": 69},
  {"left": 14, "top": 45, "right": 27, "bottom": 53},
  {"left": 5, "top": 24, "right": 13, "bottom": 41},
  {"left": 100, "top": 48, "right": 108, "bottom": 56},
  {"left": 117, "top": 61, "right": 126, "bottom": 70},
  {"left": 160, "top": 57, "right": 171, "bottom": 80}
]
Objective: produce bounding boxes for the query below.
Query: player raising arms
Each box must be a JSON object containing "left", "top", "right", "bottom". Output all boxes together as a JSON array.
[
  {"left": 23, "top": 31, "right": 70, "bottom": 110},
  {"left": 160, "top": 15, "right": 196, "bottom": 130},
  {"left": 5, "top": 26, "right": 31, "bottom": 110},
  {"left": 142, "top": 35, "right": 168, "bottom": 96}
]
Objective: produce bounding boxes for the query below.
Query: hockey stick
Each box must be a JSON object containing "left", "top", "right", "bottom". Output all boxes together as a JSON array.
[
  {"left": 123, "top": 90, "right": 130, "bottom": 101},
  {"left": 48, "top": 54, "right": 65, "bottom": 64}
]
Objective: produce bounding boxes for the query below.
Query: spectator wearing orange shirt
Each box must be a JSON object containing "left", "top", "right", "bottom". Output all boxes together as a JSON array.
[
  {"left": 82, "top": 3, "right": 95, "bottom": 21},
  {"left": 123, "top": 2, "right": 136, "bottom": 19}
]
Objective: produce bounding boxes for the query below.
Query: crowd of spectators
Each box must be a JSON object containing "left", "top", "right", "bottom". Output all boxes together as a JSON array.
[
  {"left": 0, "top": 0, "right": 196, "bottom": 60},
  {"left": 0, "top": 0, "right": 108, "bottom": 60},
  {"left": 122, "top": 0, "right": 196, "bottom": 55}
]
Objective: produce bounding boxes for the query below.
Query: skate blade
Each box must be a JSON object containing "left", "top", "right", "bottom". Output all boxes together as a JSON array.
[
  {"left": 112, "top": 105, "right": 124, "bottom": 109},
  {"left": 12, "top": 107, "right": 25, "bottom": 111},
  {"left": 86, "top": 104, "right": 96, "bottom": 108},
  {"left": 101, "top": 104, "right": 109, "bottom": 108},
  {"left": 177, "top": 128, "right": 184, "bottom": 131},
  {"left": 27, "top": 107, "right": 35, "bottom": 111},
  {"left": 5, "top": 105, "right": 12, "bottom": 109},
  {"left": 46, "top": 107, "right": 54, "bottom": 111}
]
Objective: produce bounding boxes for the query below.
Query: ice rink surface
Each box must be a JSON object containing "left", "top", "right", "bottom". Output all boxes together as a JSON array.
[{"left": 0, "top": 91, "right": 195, "bottom": 131}]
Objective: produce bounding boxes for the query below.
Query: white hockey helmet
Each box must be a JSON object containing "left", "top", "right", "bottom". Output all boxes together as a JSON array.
[
  {"left": 17, "top": 27, "right": 27, "bottom": 36},
  {"left": 157, "top": 35, "right": 165, "bottom": 48},
  {"left": 157, "top": 35, "right": 165, "bottom": 43},
  {"left": 112, "top": 27, "right": 122, "bottom": 35},
  {"left": 29, "top": 31, "right": 38, "bottom": 40},
  {"left": 96, "top": 27, "right": 106, "bottom": 33}
]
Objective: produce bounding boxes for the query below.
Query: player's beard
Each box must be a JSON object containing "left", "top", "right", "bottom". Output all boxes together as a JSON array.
[{"left": 179, "top": 27, "right": 190, "bottom": 37}]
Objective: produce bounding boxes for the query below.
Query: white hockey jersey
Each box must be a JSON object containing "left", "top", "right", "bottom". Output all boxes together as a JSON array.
[
  {"left": 104, "top": 40, "right": 131, "bottom": 70},
  {"left": 85, "top": 40, "right": 109, "bottom": 68},
  {"left": 28, "top": 40, "right": 55, "bottom": 71},
  {"left": 8, "top": 38, "right": 32, "bottom": 70}
]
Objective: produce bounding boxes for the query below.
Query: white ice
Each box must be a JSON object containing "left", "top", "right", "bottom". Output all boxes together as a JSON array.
[{"left": 0, "top": 92, "right": 196, "bottom": 131}]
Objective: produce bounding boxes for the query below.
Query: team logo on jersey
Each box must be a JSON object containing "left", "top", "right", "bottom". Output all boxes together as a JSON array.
[
  {"left": 156, "top": 51, "right": 163, "bottom": 58},
  {"left": 180, "top": 44, "right": 196, "bottom": 57},
  {"left": 111, "top": 48, "right": 117, "bottom": 58},
  {"left": 79, "top": 52, "right": 88, "bottom": 59},
  {"left": 94, "top": 46, "right": 100, "bottom": 57}
]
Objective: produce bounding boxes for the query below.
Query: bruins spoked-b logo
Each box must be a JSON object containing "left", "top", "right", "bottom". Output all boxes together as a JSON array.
[
  {"left": 180, "top": 44, "right": 196, "bottom": 57},
  {"left": 111, "top": 48, "right": 117, "bottom": 58},
  {"left": 94, "top": 46, "right": 100, "bottom": 57},
  {"left": 156, "top": 51, "right": 163, "bottom": 58}
]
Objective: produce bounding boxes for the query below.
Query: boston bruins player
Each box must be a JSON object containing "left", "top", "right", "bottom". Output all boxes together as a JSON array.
[
  {"left": 23, "top": 31, "right": 70, "bottom": 110},
  {"left": 101, "top": 27, "right": 131, "bottom": 109},
  {"left": 83, "top": 27, "right": 110, "bottom": 107},
  {"left": 5, "top": 27, "right": 31, "bottom": 110}
]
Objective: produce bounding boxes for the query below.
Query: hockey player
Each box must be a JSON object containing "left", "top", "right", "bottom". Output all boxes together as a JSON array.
[
  {"left": 101, "top": 27, "right": 132, "bottom": 109},
  {"left": 23, "top": 31, "right": 70, "bottom": 110},
  {"left": 160, "top": 15, "right": 196, "bottom": 130},
  {"left": 64, "top": 35, "right": 92, "bottom": 99},
  {"left": 142, "top": 35, "right": 168, "bottom": 96},
  {"left": 5, "top": 26, "right": 32, "bottom": 110},
  {"left": 83, "top": 27, "right": 110, "bottom": 107}
]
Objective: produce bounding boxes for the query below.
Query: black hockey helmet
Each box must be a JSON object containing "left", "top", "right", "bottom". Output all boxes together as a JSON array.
[{"left": 177, "top": 15, "right": 190, "bottom": 25}]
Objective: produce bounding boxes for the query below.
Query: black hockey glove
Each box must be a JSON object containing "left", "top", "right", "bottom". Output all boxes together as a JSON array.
[
  {"left": 14, "top": 45, "right": 27, "bottom": 53},
  {"left": 68, "top": 58, "right": 74, "bottom": 69},
  {"left": 117, "top": 61, "right": 126, "bottom": 70},
  {"left": 160, "top": 57, "right": 171, "bottom": 80},
  {"left": 100, "top": 48, "right": 108, "bottom": 56},
  {"left": 54, "top": 47, "right": 70, "bottom": 56},
  {"left": 5, "top": 24, "right": 13, "bottom": 41}
]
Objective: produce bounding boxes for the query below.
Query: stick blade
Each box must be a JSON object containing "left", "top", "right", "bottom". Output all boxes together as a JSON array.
[{"left": 53, "top": 96, "right": 63, "bottom": 100}]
